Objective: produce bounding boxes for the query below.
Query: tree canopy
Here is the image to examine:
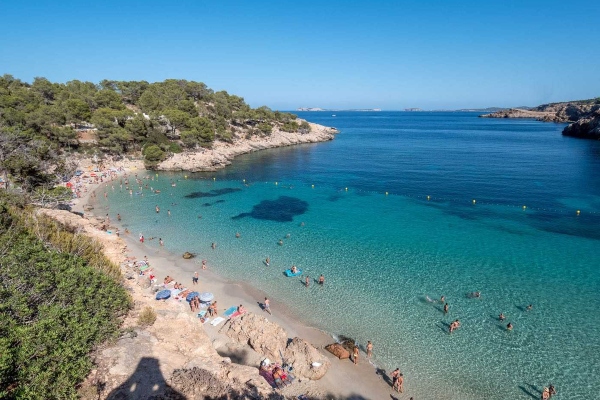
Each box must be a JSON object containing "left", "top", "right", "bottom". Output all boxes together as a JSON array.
[{"left": 0, "top": 74, "right": 299, "bottom": 189}]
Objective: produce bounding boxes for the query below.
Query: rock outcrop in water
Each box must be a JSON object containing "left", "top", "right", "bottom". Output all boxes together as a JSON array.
[
  {"left": 480, "top": 99, "right": 600, "bottom": 140},
  {"left": 562, "top": 107, "right": 600, "bottom": 140}
]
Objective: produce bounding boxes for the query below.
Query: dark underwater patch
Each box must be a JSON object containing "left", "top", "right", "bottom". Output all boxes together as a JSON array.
[
  {"left": 184, "top": 188, "right": 241, "bottom": 199},
  {"left": 232, "top": 196, "right": 309, "bottom": 222},
  {"left": 202, "top": 203, "right": 212, "bottom": 207}
]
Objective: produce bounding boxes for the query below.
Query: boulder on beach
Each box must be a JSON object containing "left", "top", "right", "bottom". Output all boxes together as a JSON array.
[
  {"left": 182, "top": 251, "right": 195, "bottom": 259},
  {"left": 224, "top": 313, "right": 287, "bottom": 362},
  {"left": 283, "top": 337, "right": 330, "bottom": 380},
  {"left": 325, "top": 343, "right": 350, "bottom": 359}
]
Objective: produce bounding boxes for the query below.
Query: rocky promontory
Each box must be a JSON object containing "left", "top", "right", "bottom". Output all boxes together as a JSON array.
[
  {"left": 157, "top": 120, "right": 339, "bottom": 172},
  {"left": 480, "top": 99, "right": 600, "bottom": 140},
  {"left": 562, "top": 107, "right": 600, "bottom": 140}
]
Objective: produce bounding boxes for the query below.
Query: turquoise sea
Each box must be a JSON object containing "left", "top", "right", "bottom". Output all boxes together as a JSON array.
[{"left": 97, "top": 112, "right": 600, "bottom": 399}]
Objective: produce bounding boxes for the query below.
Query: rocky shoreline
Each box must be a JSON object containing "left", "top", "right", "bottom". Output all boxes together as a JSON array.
[
  {"left": 480, "top": 99, "right": 600, "bottom": 140},
  {"left": 157, "top": 120, "right": 339, "bottom": 172}
]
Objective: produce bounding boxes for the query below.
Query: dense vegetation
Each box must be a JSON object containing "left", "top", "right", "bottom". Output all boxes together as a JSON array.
[
  {"left": 0, "top": 74, "right": 307, "bottom": 185},
  {"left": 0, "top": 194, "right": 131, "bottom": 398}
]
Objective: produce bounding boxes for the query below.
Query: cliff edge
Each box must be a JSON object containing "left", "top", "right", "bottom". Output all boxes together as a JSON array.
[{"left": 480, "top": 99, "right": 600, "bottom": 140}]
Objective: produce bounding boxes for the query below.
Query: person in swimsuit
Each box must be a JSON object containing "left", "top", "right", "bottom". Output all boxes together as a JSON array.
[
  {"left": 353, "top": 346, "right": 359, "bottom": 365},
  {"left": 305, "top": 276, "right": 310, "bottom": 287},
  {"left": 291, "top": 265, "right": 297, "bottom": 274},
  {"left": 193, "top": 271, "right": 198, "bottom": 285},
  {"left": 366, "top": 341, "right": 373, "bottom": 358},
  {"left": 265, "top": 257, "right": 270, "bottom": 266},
  {"left": 444, "top": 303, "right": 449, "bottom": 314},
  {"left": 264, "top": 297, "right": 272, "bottom": 315},
  {"left": 507, "top": 322, "right": 513, "bottom": 331},
  {"left": 391, "top": 368, "right": 400, "bottom": 391},
  {"left": 318, "top": 274, "right": 325, "bottom": 285},
  {"left": 499, "top": 313, "right": 506, "bottom": 321}
]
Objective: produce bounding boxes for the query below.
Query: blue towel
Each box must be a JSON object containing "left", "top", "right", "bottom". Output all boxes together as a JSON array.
[{"left": 224, "top": 306, "right": 237, "bottom": 317}]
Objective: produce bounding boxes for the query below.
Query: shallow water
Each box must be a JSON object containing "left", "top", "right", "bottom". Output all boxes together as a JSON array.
[{"left": 97, "top": 112, "right": 600, "bottom": 399}]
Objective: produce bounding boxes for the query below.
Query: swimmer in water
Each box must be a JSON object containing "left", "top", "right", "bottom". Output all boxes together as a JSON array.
[
  {"left": 265, "top": 257, "right": 270, "bottom": 266},
  {"left": 211, "top": 242, "right": 216, "bottom": 249},
  {"left": 305, "top": 276, "right": 310, "bottom": 287},
  {"left": 291, "top": 265, "right": 297, "bottom": 274},
  {"left": 444, "top": 303, "right": 449, "bottom": 314},
  {"left": 278, "top": 239, "right": 283, "bottom": 246},
  {"left": 499, "top": 313, "right": 506, "bottom": 321},
  {"left": 507, "top": 322, "right": 513, "bottom": 331},
  {"left": 235, "top": 232, "right": 240, "bottom": 238},
  {"left": 285, "top": 233, "right": 291, "bottom": 238},
  {"left": 155, "top": 205, "right": 160, "bottom": 213},
  {"left": 526, "top": 304, "right": 533, "bottom": 311},
  {"left": 318, "top": 274, "right": 325, "bottom": 285}
]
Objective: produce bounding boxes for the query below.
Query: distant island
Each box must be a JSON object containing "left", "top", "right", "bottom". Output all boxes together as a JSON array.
[
  {"left": 480, "top": 98, "right": 600, "bottom": 140},
  {"left": 296, "top": 107, "right": 381, "bottom": 112}
]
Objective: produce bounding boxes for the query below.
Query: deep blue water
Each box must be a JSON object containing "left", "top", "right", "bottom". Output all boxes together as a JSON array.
[{"left": 98, "top": 112, "right": 600, "bottom": 399}]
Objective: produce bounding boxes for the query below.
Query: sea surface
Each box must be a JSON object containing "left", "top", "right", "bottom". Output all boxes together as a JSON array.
[{"left": 96, "top": 112, "right": 600, "bottom": 399}]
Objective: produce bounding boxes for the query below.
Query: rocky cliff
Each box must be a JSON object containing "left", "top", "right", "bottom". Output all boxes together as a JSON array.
[
  {"left": 562, "top": 107, "right": 600, "bottom": 140},
  {"left": 480, "top": 99, "right": 600, "bottom": 140}
]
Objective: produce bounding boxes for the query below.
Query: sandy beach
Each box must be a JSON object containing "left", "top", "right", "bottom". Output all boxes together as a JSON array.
[{"left": 55, "top": 160, "right": 407, "bottom": 399}]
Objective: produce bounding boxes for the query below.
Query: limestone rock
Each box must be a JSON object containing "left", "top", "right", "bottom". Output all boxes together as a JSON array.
[
  {"left": 224, "top": 313, "right": 287, "bottom": 361},
  {"left": 563, "top": 107, "right": 600, "bottom": 140},
  {"left": 182, "top": 251, "right": 194, "bottom": 259},
  {"left": 325, "top": 343, "right": 350, "bottom": 359},
  {"left": 283, "top": 337, "right": 330, "bottom": 380},
  {"left": 137, "top": 276, "right": 151, "bottom": 289}
]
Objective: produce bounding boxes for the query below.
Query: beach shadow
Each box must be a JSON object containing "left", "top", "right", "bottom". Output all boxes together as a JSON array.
[
  {"left": 516, "top": 305, "right": 527, "bottom": 312},
  {"left": 525, "top": 383, "right": 543, "bottom": 394},
  {"left": 216, "top": 347, "right": 252, "bottom": 366},
  {"left": 437, "top": 322, "right": 451, "bottom": 335},
  {"left": 375, "top": 367, "right": 393, "bottom": 387},
  {"left": 106, "top": 357, "right": 185, "bottom": 400},
  {"left": 518, "top": 385, "right": 540, "bottom": 399}
]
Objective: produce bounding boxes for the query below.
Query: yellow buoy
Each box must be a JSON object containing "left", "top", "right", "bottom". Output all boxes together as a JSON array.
[
  {"left": 385, "top": 192, "right": 389, "bottom": 196},
  {"left": 184, "top": 175, "right": 188, "bottom": 179},
  {"left": 472, "top": 199, "right": 476, "bottom": 204},
  {"left": 345, "top": 187, "right": 348, "bottom": 191},
  {"left": 311, "top": 184, "right": 314, "bottom": 188},
  {"left": 523, "top": 205, "right": 527, "bottom": 210},
  {"left": 243, "top": 179, "right": 246, "bottom": 183},
  {"left": 577, "top": 210, "right": 581, "bottom": 215},
  {"left": 427, "top": 195, "right": 431, "bottom": 201},
  {"left": 275, "top": 182, "right": 278, "bottom": 185},
  {"left": 213, "top": 177, "right": 216, "bottom": 181}
]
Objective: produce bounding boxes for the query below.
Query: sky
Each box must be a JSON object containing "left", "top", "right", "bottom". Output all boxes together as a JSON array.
[{"left": 1, "top": 0, "right": 599, "bottom": 110}]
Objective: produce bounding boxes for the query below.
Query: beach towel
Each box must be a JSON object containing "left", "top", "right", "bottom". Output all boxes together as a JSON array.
[
  {"left": 230, "top": 310, "right": 247, "bottom": 319},
  {"left": 223, "top": 306, "right": 237, "bottom": 317},
  {"left": 197, "top": 310, "right": 207, "bottom": 318},
  {"left": 210, "top": 317, "right": 225, "bottom": 326}
]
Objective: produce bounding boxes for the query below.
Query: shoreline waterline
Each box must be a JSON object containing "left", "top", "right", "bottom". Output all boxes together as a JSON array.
[{"left": 84, "top": 178, "right": 401, "bottom": 399}]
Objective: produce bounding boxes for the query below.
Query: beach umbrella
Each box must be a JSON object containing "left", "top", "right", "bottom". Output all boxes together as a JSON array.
[
  {"left": 199, "top": 292, "right": 214, "bottom": 302},
  {"left": 155, "top": 289, "right": 171, "bottom": 300},
  {"left": 186, "top": 291, "right": 200, "bottom": 302}
]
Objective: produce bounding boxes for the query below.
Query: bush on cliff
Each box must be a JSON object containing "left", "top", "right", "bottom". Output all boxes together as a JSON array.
[{"left": 0, "top": 198, "right": 131, "bottom": 399}]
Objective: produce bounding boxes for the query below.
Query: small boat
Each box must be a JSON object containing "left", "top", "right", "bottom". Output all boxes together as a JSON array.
[{"left": 285, "top": 268, "right": 302, "bottom": 277}]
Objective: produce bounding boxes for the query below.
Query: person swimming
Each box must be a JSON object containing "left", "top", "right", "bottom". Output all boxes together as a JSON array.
[{"left": 291, "top": 265, "right": 298, "bottom": 274}]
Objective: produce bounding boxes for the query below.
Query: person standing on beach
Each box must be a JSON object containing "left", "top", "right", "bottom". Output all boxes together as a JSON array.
[
  {"left": 264, "top": 297, "right": 272, "bottom": 315},
  {"left": 397, "top": 373, "right": 404, "bottom": 393},
  {"left": 391, "top": 368, "right": 400, "bottom": 391},
  {"left": 193, "top": 271, "right": 198, "bottom": 285},
  {"left": 117, "top": 213, "right": 121, "bottom": 221},
  {"left": 366, "top": 341, "right": 373, "bottom": 358},
  {"left": 353, "top": 346, "right": 359, "bottom": 365}
]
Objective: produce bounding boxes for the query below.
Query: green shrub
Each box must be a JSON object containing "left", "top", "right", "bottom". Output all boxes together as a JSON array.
[
  {"left": 138, "top": 307, "right": 157, "bottom": 327},
  {"left": 0, "top": 200, "right": 131, "bottom": 399}
]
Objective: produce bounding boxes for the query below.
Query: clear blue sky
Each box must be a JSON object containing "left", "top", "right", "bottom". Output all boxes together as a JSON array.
[{"left": 1, "top": 0, "right": 599, "bottom": 110}]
